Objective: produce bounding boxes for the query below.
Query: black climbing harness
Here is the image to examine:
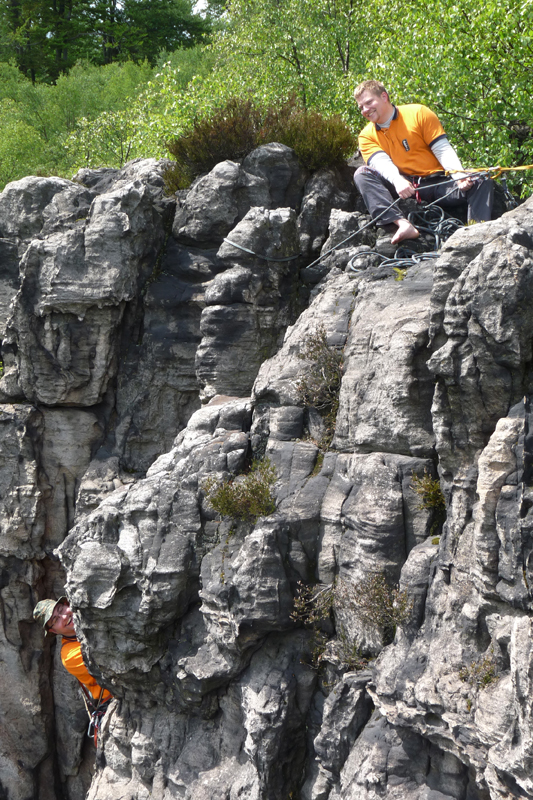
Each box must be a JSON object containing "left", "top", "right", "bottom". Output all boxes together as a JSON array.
[{"left": 79, "top": 683, "right": 112, "bottom": 747}]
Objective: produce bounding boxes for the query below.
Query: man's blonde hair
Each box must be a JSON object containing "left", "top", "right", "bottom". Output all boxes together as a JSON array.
[{"left": 354, "top": 80, "right": 389, "bottom": 101}]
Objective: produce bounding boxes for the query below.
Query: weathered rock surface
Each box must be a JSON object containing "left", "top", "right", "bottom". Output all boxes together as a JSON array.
[
  {"left": 196, "top": 205, "right": 302, "bottom": 401},
  {"left": 298, "top": 166, "right": 360, "bottom": 257},
  {"left": 334, "top": 262, "right": 436, "bottom": 457},
  {"left": 1, "top": 149, "right": 533, "bottom": 800}
]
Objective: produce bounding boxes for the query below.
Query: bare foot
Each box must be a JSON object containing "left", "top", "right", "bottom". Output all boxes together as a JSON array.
[{"left": 390, "top": 218, "right": 420, "bottom": 245}]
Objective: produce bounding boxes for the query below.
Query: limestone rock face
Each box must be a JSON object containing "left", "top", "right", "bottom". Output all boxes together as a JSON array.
[
  {"left": 173, "top": 144, "right": 307, "bottom": 248},
  {"left": 54, "top": 259, "right": 440, "bottom": 799},
  {"left": 2, "top": 152, "right": 533, "bottom": 800},
  {"left": 0, "top": 404, "right": 44, "bottom": 558},
  {"left": 0, "top": 175, "right": 74, "bottom": 242},
  {"left": 173, "top": 160, "right": 271, "bottom": 245},
  {"left": 196, "top": 206, "right": 301, "bottom": 401},
  {"left": 369, "top": 199, "right": 533, "bottom": 800},
  {"left": 298, "top": 166, "right": 360, "bottom": 257},
  {"left": 1, "top": 179, "right": 165, "bottom": 406},
  {"left": 334, "top": 263, "right": 436, "bottom": 458},
  {"left": 0, "top": 238, "right": 22, "bottom": 337}
]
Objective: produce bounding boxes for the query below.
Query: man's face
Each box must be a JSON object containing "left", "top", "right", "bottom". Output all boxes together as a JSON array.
[
  {"left": 356, "top": 90, "right": 392, "bottom": 125},
  {"left": 47, "top": 602, "right": 76, "bottom": 636}
]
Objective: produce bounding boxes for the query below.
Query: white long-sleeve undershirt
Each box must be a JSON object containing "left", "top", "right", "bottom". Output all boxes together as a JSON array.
[
  {"left": 367, "top": 151, "right": 404, "bottom": 191},
  {"left": 430, "top": 137, "right": 468, "bottom": 180},
  {"left": 368, "top": 137, "right": 468, "bottom": 191}
]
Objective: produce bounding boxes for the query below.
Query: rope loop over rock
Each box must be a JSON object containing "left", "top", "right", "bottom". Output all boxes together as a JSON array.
[{"left": 222, "top": 237, "right": 301, "bottom": 262}]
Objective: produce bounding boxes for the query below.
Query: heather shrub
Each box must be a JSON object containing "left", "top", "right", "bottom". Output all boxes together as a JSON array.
[
  {"left": 410, "top": 469, "right": 445, "bottom": 511},
  {"left": 291, "top": 571, "right": 412, "bottom": 668},
  {"left": 410, "top": 468, "right": 446, "bottom": 536},
  {"left": 460, "top": 646, "right": 499, "bottom": 711},
  {"left": 261, "top": 99, "right": 356, "bottom": 171},
  {"left": 165, "top": 98, "right": 264, "bottom": 190},
  {"left": 165, "top": 95, "right": 357, "bottom": 190},
  {"left": 291, "top": 581, "right": 368, "bottom": 671},
  {"left": 336, "top": 574, "right": 412, "bottom": 646}
]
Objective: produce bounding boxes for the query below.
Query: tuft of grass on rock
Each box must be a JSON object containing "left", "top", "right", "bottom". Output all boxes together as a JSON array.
[
  {"left": 296, "top": 323, "right": 343, "bottom": 450},
  {"left": 411, "top": 468, "right": 446, "bottom": 537},
  {"left": 459, "top": 646, "right": 499, "bottom": 691},
  {"left": 410, "top": 469, "right": 445, "bottom": 511},
  {"left": 336, "top": 573, "right": 412, "bottom": 646},
  {"left": 203, "top": 458, "right": 277, "bottom": 524}
]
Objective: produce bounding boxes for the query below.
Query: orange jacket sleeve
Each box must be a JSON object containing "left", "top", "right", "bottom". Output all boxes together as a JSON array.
[{"left": 61, "top": 638, "right": 113, "bottom": 702}]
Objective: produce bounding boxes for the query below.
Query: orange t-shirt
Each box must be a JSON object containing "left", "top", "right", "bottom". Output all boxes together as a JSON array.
[
  {"left": 61, "top": 638, "right": 113, "bottom": 702},
  {"left": 358, "top": 104, "right": 446, "bottom": 176}
]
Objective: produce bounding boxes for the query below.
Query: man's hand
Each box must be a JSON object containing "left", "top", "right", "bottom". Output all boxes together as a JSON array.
[
  {"left": 395, "top": 177, "right": 416, "bottom": 199},
  {"left": 456, "top": 176, "right": 474, "bottom": 192}
]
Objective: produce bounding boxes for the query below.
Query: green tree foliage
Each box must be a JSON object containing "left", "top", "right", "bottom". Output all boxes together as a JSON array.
[
  {"left": 203, "top": 0, "right": 370, "bottom": 117},
  {"left": 66, "top": 109, "right": 136, "bottom": 168},
  {"left": 0, "top": 59, "right": 153, "bottom": 186},
  {"left": 64, "top": 53, "right": 214, "bottom": 171},
  {"left": 2, "top": 0, "right": 533, "bottom": 195},
  {"left": 201, "top": 0, "right": 226, "bottom": 17},
  {"left": 181, "top": 0, "right": 533, "bottom": 193},
  {"left": 0, "top": 98, "right": 45, "bottom": 184},
  {"left": 0, "top": 0, "right": 209, "bottom": 81},
  {"left": 91, "top": 0, "right": 209, "bottom": 67},
  {"left": 156, "top": 36, "right": 215, "bottom": 80},
  {"left": 376, "top": 0, "right": 533, "bottom": 191},
  {"left": 0, "top": 0, "right": 89, "bottom": 81}
]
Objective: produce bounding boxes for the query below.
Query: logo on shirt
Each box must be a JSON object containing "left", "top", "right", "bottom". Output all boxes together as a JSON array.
[{"left": 402, "top": 139, "right": 410, "bottom": 151}]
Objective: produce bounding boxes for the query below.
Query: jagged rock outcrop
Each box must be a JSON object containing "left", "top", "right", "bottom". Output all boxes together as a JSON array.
[{"left": 1, "top": 144, "right": 533, "bottom": 800}]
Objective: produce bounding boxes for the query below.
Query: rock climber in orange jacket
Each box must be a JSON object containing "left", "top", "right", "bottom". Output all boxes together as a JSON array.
[
  {"left": 353, "top": 79, "right": 494, "bottom": 244},
  {"left": 33, "top": 596, "right": 113, "bottom": 742}
]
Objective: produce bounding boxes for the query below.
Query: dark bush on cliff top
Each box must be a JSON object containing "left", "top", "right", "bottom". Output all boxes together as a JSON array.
[{"left": 165, "top": 95, "right": 357, "bottom": 191}]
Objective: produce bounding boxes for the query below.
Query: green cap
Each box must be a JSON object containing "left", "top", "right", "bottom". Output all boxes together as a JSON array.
[{"left": 33, "top": 596, "right": 67, "bottom": 631}]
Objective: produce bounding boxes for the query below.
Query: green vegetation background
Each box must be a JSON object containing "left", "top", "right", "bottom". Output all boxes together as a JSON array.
[{"left": 0, "top": 0, "right": 531, "bottom": 194}]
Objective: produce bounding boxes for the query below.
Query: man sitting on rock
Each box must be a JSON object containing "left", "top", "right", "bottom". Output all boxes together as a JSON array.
[
  {"left": 33, "top": 597, "right": 113, "bottom": 743},
  {"left": 353, "top": 79, "right": 494, "bottom": 244}
]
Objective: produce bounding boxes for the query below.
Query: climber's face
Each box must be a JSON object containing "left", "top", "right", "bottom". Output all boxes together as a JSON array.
[
  {"left": 357, "top": 90, "right": 392, "bottom": 126},
  {"left": 47, "top": 602, "right": 76, "bottom": 637}
]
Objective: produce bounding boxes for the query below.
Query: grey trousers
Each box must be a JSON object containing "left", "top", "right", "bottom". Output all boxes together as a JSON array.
[{"left": 354, "top": 166, "right": 494, "bottom": 226}]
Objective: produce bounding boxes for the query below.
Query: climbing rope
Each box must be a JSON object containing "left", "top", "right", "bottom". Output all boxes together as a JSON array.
[
  {"left": 221, "top": 166, "right": 524, "bottom": 270},
  {"left": 450, "top": 164, "right": 533, "bottom": 180},
  {"left": 220, "top": 174, "right": 467, "bottom": 265},
  {"left": 347, "top": 204, "right": 464, "bottom": 273},
  {"left": 310, "top": 174, "right": 466, "bottom": 272},
  {"left": 406, "top": 205, "right": 463, "bottom": 250},
  {"left": 222, "top": 237, "right": 300, "bottom": 262},
  {"left": 348, "top": 249, "right": 440, "bottom": 275}
]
